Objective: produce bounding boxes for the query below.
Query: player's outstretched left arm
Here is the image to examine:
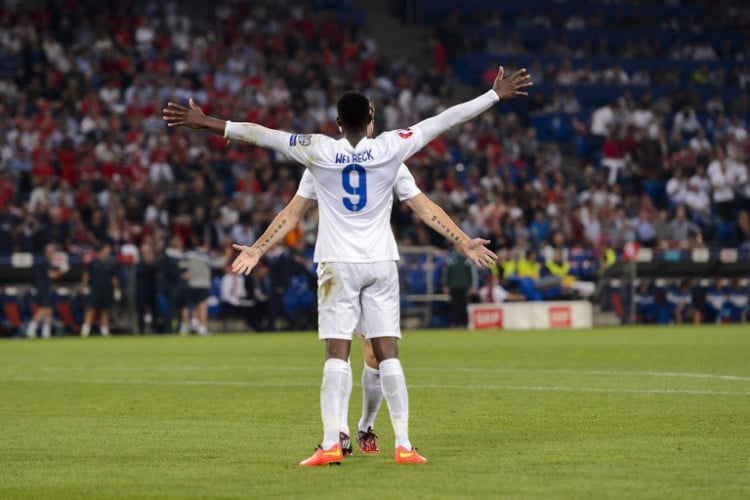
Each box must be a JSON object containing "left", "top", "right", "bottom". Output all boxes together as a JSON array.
[
  {"left": 391, "top": 66, "right": 533, "bottom": 163},
  {"left": 163, "top": 99, "right": 315, "bottom": 165},
  {"left": 404, "top": 194, "right": 497, "bottom": 268}
]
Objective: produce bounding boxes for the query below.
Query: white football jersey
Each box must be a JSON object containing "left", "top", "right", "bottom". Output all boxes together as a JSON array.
[
  {"left": 296, "top": 164, "right": 421, "bottom": 262},
  {"left": 224, "top": 89, "right": 499, "bottom": 263}
]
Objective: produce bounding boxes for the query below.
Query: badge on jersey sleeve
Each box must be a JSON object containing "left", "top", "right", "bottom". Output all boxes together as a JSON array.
[
  {"left": 397, "top": 128, "right": 413, "bottom": 139},
  {"left": 289, "top": 134, "right": 313, "bottom": 146}
]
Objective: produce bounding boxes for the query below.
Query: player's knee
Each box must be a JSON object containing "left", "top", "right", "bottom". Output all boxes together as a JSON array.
[
  {"left": 325, "top": 338, "right": 351, "bottom": 361},
  {"left": 370, "top": 336, "right": 399, "bottom": 363}
]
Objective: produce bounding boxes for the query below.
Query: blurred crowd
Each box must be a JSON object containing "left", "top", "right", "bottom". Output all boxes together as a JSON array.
[{"left": 1, "top": 0, "right": 749, "bottom": 305}]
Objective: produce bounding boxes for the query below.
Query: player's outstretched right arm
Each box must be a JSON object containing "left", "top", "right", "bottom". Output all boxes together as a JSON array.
[
  {"left": 231, "top": 194, "right": 314, "bottom": 275},
  {"left": 389, "top": 67, "right": 532, "bottom": 162},
  {"left": 163, "top": 99, "right": 315, "bottom": 166}
]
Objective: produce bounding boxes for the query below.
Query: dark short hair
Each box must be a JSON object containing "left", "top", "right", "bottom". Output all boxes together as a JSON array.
[{"left": 337, "top": 91, "right": 371, "bottom": 131}]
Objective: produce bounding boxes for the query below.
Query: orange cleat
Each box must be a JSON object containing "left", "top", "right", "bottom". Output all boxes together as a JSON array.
[
  {"left": 299, "top": 443, "right": 343, "bottom": 466},
  {"left": 394, "top": 445, "right": 427, "bottom": 464}
]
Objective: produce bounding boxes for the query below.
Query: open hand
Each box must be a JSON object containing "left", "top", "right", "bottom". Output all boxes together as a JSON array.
[
  {"left": 162, "top": 98, "right": 207, "bottom": 129},
  {"left": 231, "top": 244, "right": 262, "bottom": 275},
  {"left": 458, "top": 238, "right": 498, "bottom": 268},
  {"left": 492, "top": 66, "right": 533, "bottom": 101}
]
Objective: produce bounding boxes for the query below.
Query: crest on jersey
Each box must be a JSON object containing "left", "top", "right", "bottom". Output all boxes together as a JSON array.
[
  {"left": 298, "top": 134, "right": 312, "bottom": 146},
  {"left": 397, "top": 128, "right": 413, "bottom": 139}
]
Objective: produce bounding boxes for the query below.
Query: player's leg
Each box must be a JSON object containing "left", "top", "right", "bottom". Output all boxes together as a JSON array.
[
  {"left": 357, "top": 338, "right": 382, "bottom": 453},
  {"left": 179, "top": 305, "right": 190, "bottom": 335},
  {"left": 363, "top": 261, "right": 426, "bottom": 464},
  {"left": 81, "top": 308, "right": 95, "bottom": 337},
  {"left": 299, "top": 339, "right": 352, "bottom": 467},
  {"left": 340, "top": 320, "right": 361, "bottom": 452},
  {"left": 301, "top": 262, "right": 359, "bottom": 466},
  {"left": 100, "top": 309, "right": 110, "bottom": 336},
  {"left": 196, "top": 294, "right": 209, "bottom": 335},
  {"left": 338, "top": 353, "right": 353, "bottom": 455},
  {"left": 41, "top": 307, "right": 53, "bottom": 339},
  {"left": 26, "top": 306, "right": 44, "bottom": 338}
]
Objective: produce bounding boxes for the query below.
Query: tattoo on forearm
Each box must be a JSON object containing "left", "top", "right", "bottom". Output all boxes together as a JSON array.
[
  {"left": 258, "top": 219, "right": 287, "bottom": 252},
  {"left": 432, "top": 215, "right": 461, "bottom": 243}
]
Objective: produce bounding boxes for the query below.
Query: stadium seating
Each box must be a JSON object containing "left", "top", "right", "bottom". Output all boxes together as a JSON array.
[{"left": 0, "top": 0, "right": 748, "bottom": 331}]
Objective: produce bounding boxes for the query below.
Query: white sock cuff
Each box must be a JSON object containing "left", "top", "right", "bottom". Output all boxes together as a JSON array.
[
  {"left": 324, "top": 358, "right": 350, "bottom": 373},
  {"left": 363, "top": 364, "right": 379, "bottom": 376},
  {"left": 378, "top": 358, "right": 403, "bottom": 377}
]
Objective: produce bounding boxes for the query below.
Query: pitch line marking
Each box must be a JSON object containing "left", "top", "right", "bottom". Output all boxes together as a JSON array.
[
  {"left": 451, "top": 367, "right": 750, "bottom": 382},
  {"left": 4, "top": 377, "right": 750, "bottom": 396},
  {"left": 27, "top": 366, "right": 750, "bottom": 382}
]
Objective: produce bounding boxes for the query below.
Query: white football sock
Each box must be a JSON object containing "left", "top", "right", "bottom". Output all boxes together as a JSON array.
[
  {"left": 358, "top": 364, "right": 383, "bottom": 432},
  {"left": 26, "top": 322, "right": 37, "bottom": 338},
  {"left": 379, "top": 358, "right": 412, "bottom": 449},
  {"left": 41, "top": 323, "right": 51, "bottom": 339},
  {"left": 320, "top": 358, "right": 349, "bottom": 449},
  {"left": 339, "top": 360, "right": 352, "bottom": 437},
  {"left": 101, "top": 326, "right": 110, "bottom": 336},
  {"left": 81, "top": 323, "right": 91, "bottom": 337}
]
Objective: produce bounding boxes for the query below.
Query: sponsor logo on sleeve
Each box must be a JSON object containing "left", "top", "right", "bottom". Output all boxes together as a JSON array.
[
  {"left": 397, "top": 128, "right": 413, "bottom": 139},
  {"left": 298, "top": 134, "right": 312, "bottom": 146},
  {"left": 289, "top": 135, "right": 297, "bottom": 146}
]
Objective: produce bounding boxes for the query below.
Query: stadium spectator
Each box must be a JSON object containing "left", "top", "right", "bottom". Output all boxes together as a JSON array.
[
  {"left": 80, "top": 242, "right": 120, "bottom": 337},
  {"left": 135, "top": 243, "right": 159, "bottom": 334},
  {"left": 545, "top": 248, "right": 595, "bottom": 298},
  {"left": 634, "top": 280, "right": 656, "bottom": 324},
  {"left": 667, "top": 280, "right": 701, "bottom": 325},
  {"left": 668, "top": 205, "right": 702, "bottom": 245},
  {"left": 25, "top": 243, "right": 62, "bottom": 339},
  {"left": 477, "top": 272, "right": 523, "bottom": 304},
  {"left": 707, "top": 148, "right": 738, "bottom": 221},
  {"left": 160, "top": 236, "right": 190, "bottom": 334},
  {"left": 705, "top": 279, "right": 732, "bottom": 324},
  {"left": 443, "top": 249, "right": 478, "bottom": 328},
  {"left": 185, "top": 238, "right": 215, "bottom": 336},
  {"left": 666, "top": 169, "right": 688, "bottom": 209},
  {"left": 219, "top": 262, "right": 255, "bottom": 326},
  {"left": 727, "top": 279, "right": 749, "bottom": 323},
  {"left": 247, "top": 261, "right": 272, "bottom": 331}
]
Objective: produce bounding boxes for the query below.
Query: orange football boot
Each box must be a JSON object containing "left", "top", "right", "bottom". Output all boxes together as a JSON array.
[
  {"left": 394, "top": 446, "right": 427, "bottom": 464},
  {"left": 299, "top": 443, "right": 343, "bottom": 466}
]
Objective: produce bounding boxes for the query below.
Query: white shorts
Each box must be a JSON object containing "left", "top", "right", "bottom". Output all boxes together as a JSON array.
[{"left": 317, "top": 261, "right": 401, "bottom": 341}]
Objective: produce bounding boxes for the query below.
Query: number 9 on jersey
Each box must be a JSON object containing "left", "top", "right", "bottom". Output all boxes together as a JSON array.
[{"left": 342, "top": 164, "right": 367, "bottom": 211}]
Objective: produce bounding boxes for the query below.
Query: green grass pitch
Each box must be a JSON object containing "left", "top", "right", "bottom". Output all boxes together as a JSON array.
[{"left": 1, "top": 325, "right": 749, "bottom": 499}]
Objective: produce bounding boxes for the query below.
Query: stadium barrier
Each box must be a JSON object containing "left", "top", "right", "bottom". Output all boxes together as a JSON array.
[{"left": 467, "top": 301, "right": 593, "bottom": 331}]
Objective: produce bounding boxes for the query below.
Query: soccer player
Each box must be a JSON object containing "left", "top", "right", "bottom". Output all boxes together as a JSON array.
[
  {"left": 223, "top": 100, "right": 498, "bottom": 456},
  {"left": 163, "top": 66, "right": 532, "bottom": 465}
]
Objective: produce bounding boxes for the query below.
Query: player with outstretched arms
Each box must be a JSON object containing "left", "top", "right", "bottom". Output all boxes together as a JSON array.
[
  {"left": 223, "top": 101, "right": 499, "bottom": 458},
  {"left": 163, "top": 66, "right": 532, "bottom": 466}
]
